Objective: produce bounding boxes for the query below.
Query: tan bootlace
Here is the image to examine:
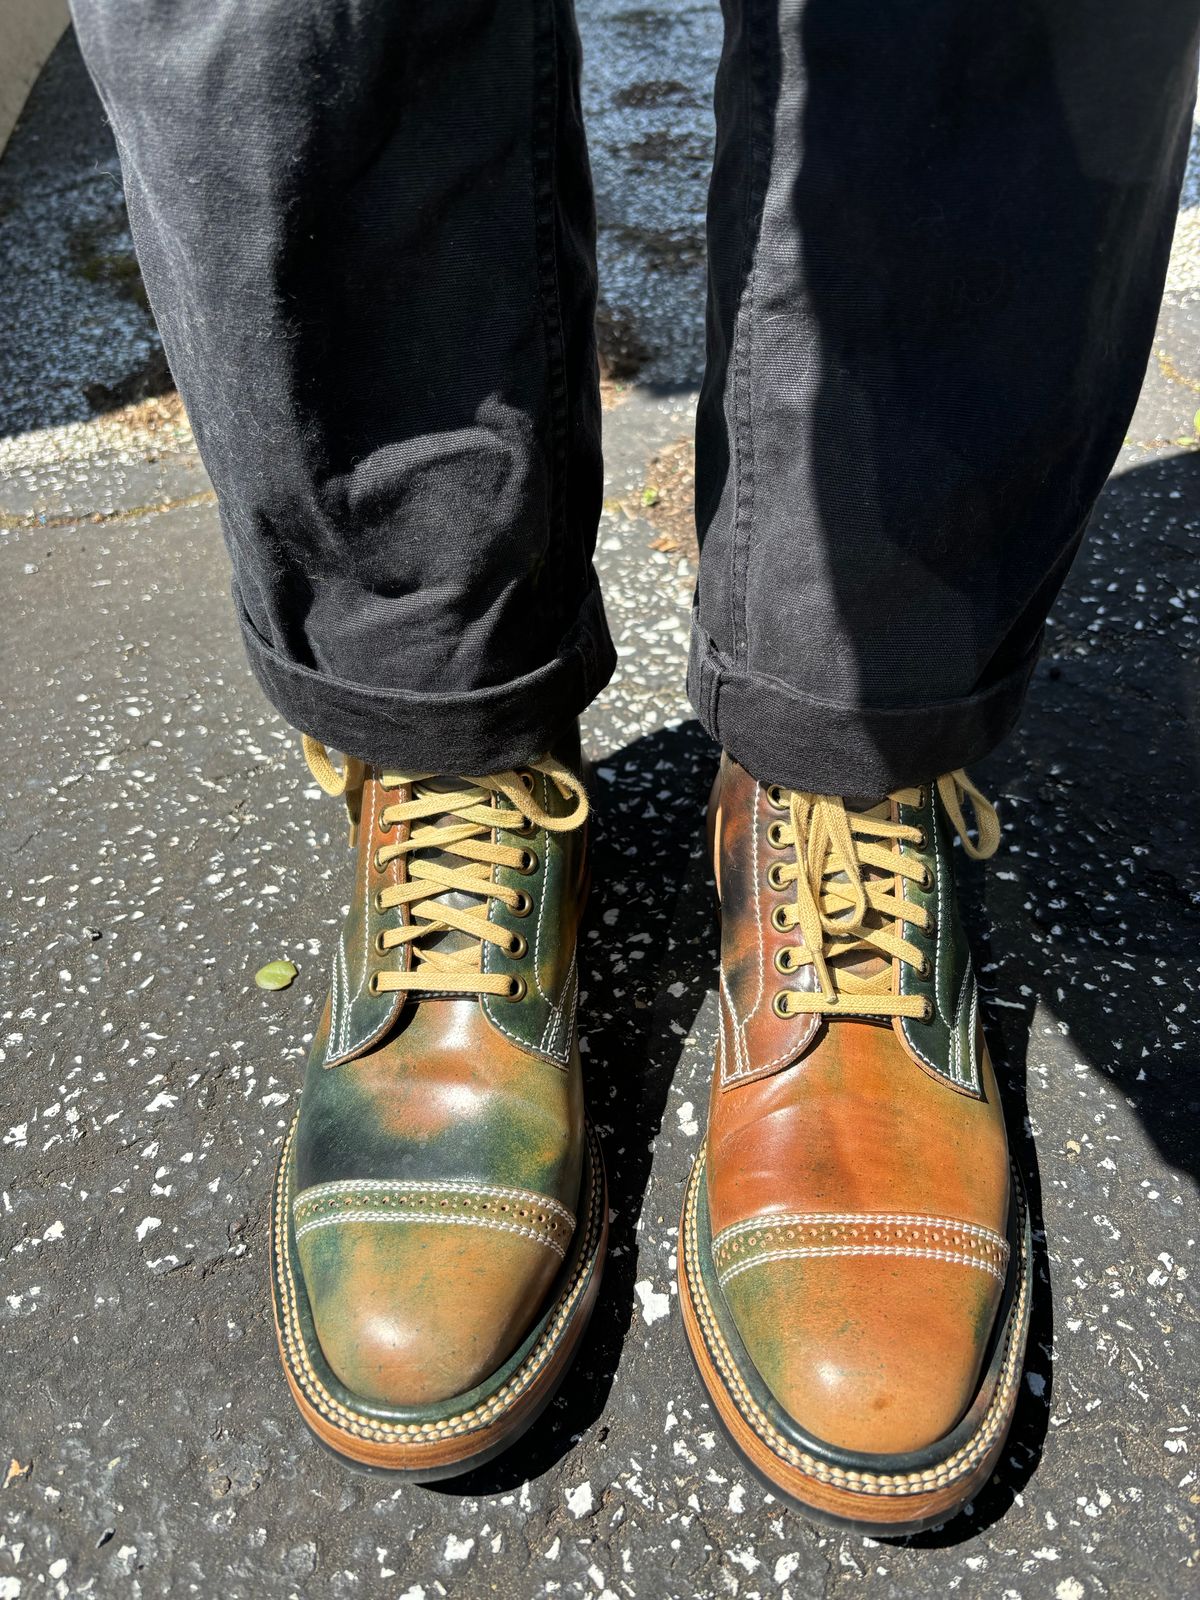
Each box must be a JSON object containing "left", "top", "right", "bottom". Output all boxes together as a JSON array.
[
  {"left": 302, "top": 737, "right": 589, "bottom": 1000},
  {"left": 767, "top": 771, "right": 1000, "bottom": 1022}
]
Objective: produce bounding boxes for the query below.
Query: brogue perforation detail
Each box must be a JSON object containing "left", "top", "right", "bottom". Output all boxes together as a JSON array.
[
  {"left": 712, "top": 1211, "right": 1010, "bottom": 1289},
  {"left": 293, "top": 1178, "right": 576, "bottom": 1257}
]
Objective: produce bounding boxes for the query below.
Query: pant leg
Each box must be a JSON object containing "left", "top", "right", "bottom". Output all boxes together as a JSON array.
[
  {"left": 69, "top": 0, "right": 613, "bottom": 773},
  {"left": 690, "top": 0, "right": 1200, "bottom": 795}
]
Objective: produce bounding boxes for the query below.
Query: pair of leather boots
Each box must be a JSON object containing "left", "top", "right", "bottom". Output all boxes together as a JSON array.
[{"left": 269, "top": 729, "right": 1030, "bottom": 1534}]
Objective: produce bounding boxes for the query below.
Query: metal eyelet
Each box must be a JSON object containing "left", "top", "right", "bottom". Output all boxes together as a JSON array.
[
  {"left": 511, "top": 890, "right": 533, "bottom": 917},
  {"left": 767, "top": 862, "right": 788, "bottom": 890},
  {"left": 766, "top": 785, "right": 788, "bottom": 810},
  {"left": 766, "top": 820, "right": 788, "bottom": 848},
  {"left": 367, "top": 972, "right": 383, "bottom": 996},
  {"left": 913, "top": 827, "right": 928, "bottom": 850},
  {"left": 772, "top": 991, "right": 790, "bottom": 1018},
  {"left": 924, "top": 914, "right": 938, "bottom": 939},
  {"left": 377, "top": 816, "right": 395, "bottom": 834},
  {"left": 518, "top": 770, "right": 535, "bottom": 793},
  {"left": 918, "top": 866, "right": 933, "bottom": 891},
  {"left": 502, "top": 975, "right": 527, "bottom": 1002},
  {"left": 773, "top": 947, "right": 795, "bottom": 974},
  {"left": 771, "top": 904, "right": 790, "bottom": 932},
  {"left": 916, "top": 954, "right": 932, "bottom": 979},
  {"left": 513, "top": 819, "right": 537, "bottom": 838},
  {"left": 916, "top": 787, "right": 927, "bottom": 809},
  {"left": 373, "top": 931, "right": 390, "bottom": 955},
  {"left": 920, "top": 997, "right": 934, "bottom": 1022},
  {"left": 517, "top": 849, "right": 539, "bottom": 875},
  {"left": 373, "top": 850, "right": 389, "bottom": 872},
  {"left": 373, "top": 890, "right": 386, "bottom": 912},
  {"left": 506, "top": 932, "right": 528, "bottom": 960}
]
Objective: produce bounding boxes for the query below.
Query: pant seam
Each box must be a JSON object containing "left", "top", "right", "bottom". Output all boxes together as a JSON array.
[
  {"left": 728, "top": 2, "right": 754, "bottom": 662},
  {"left": 531, "top": 0, "right": 571, "bottom": 640},
  {"left": 731, "top": 0, "right": 770, "bottom": 664}
]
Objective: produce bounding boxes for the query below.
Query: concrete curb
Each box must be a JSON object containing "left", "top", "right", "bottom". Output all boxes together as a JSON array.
[{"left": 0, "top": 0, "right": 69, "bottom": 156}]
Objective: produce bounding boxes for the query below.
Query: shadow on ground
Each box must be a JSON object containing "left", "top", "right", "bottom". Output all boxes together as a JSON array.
[
  {"left": 453, "top": 454, "right": 1200, "bottom": 1532},
  {"left": 912, "top": 448, "right": 1200, "bottom": 1543},
  {"left": 434, "top": 721, "right": 720, "bottom": 1493}
]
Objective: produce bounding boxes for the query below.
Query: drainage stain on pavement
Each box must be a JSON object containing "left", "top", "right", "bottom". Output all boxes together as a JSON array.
[{"left": 1, "top": 15, "right": 1198, "bottom": 1600}]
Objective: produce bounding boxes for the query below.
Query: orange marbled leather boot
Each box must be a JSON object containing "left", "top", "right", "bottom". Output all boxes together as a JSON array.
[{"left": 678, "top": 754, "right": 1031, "bottom": 1533}]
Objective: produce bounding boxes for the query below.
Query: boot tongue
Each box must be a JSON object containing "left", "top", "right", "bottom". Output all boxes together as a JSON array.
[
  {"left": 825, "top": 796, "right": 893, "bottom": 985},
  {"left": 405, "top": 775, "right": 493, "bottom": 964}
]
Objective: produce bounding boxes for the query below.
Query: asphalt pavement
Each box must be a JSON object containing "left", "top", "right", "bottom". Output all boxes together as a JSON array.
[{"left": 1, "top": 15, "right": 1198, "bottom": 1600}]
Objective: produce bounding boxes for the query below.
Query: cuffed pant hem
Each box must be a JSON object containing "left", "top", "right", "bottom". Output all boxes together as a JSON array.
[
  {"left": 237, "top": 579, "right": 617, "bottom": 772},
  {"left": 687, "top": 613, "right": 1040, "bottom": 794}
]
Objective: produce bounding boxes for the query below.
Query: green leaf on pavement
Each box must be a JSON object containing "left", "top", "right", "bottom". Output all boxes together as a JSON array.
[{"left": 255, "top": 959, "right": 298, "bottom": 991}]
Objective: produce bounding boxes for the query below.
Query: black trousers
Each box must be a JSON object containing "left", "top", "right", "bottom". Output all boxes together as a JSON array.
[{"left": 70, "top": 0, "right": 1200, "bottom": 792}]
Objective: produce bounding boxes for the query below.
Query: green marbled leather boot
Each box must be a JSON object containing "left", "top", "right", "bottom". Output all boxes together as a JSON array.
[{"left": 269, "top": 730, "right": 607, "bottom": 1475}]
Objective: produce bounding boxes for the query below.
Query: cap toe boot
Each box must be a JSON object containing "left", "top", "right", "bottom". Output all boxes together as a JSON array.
[
  {"left": 679, "top": 755, "right": 1032, "bottom": 1532},
  {"left": 270, "top": 737, "right": 607, "bottom": 1473}
]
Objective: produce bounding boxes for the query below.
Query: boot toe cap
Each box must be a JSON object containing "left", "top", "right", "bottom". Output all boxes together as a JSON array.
[
  {"left": 295, "top": 1203, "right": 570, "bottom": 1407},
  {"left": 721, "top": 1248, "right": 1006, "bottom": 1456}
]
